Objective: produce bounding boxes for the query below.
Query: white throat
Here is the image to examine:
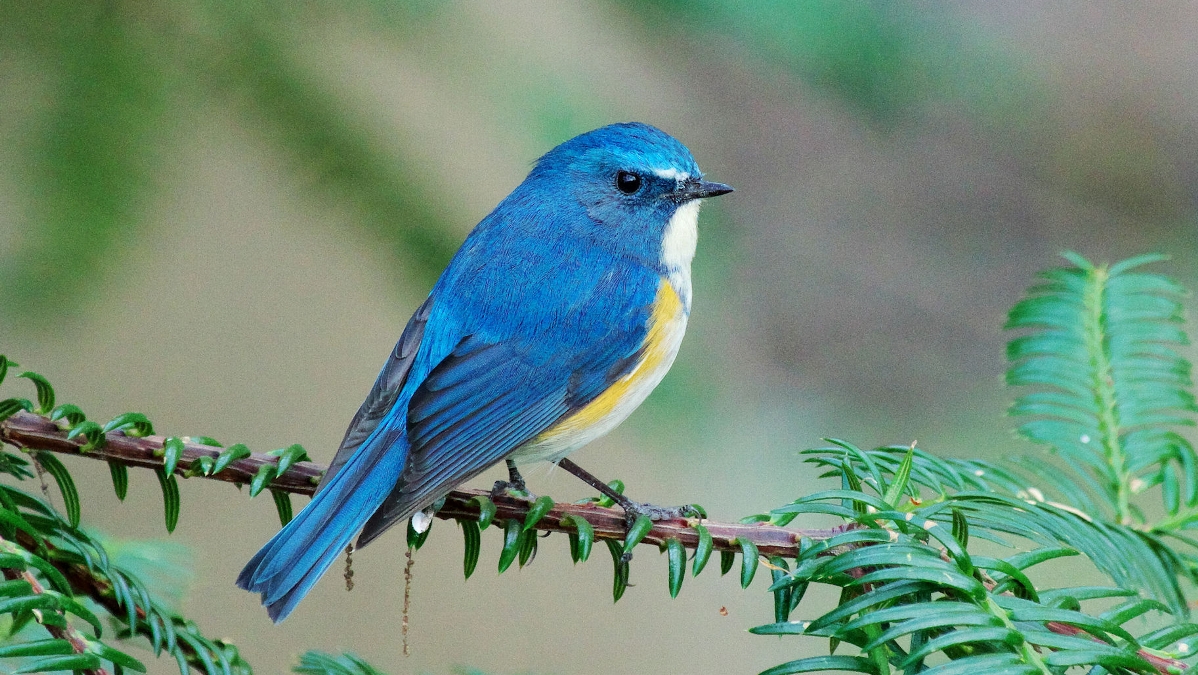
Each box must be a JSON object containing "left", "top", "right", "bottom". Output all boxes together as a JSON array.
[{"left": 661, "top": 199, "right": 700, "bottom": 312}]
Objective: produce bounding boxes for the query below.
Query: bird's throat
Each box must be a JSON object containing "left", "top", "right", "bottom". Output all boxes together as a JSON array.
[{"left": 661, "top": 199, "right": 700, "bottom": 312}]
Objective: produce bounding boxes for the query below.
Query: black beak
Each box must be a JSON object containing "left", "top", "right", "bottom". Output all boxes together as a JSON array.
[{"left": 678, "top": 178, "right": 734, "bottom": 201}]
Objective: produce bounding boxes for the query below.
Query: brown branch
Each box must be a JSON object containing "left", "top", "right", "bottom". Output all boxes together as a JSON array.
[
  {"left": 0, "top": 533, "right": 108, "bottom": 675},
  {"left": 0, "top": 410, "right": 838, "bottom": 556},
  {"left": 1, "top": 410, "right": 1189, "bottom": 675},
  {"left": 1044, "top": 621, "right": 1188, "bottom": 674},
  {"left": 1, "top": 411, "right": 325, "bottom": 494},
  {"left": 967, "top": 556, "right": 1188, "bottom": 673}
]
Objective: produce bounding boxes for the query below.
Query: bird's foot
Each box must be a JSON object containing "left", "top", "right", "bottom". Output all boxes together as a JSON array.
[
  {"left": 490, "top": 479, "right": 537, "bottom": 501},
  {"left": 617, "top": 501, "right": 704, "bottom": 564},
  {"left": 620, "top": 500, "right": 703, "bottom": 524},
  {"left": 491, "top": 459, "right": 536, "bottom": 501}
]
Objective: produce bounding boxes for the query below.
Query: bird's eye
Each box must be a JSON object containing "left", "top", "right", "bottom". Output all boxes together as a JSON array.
[{"left": 616, "top": 171, "right": 642, "bottom": 194}]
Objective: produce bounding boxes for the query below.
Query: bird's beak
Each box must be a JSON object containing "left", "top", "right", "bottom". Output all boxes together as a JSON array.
[{"left": 677, "top": 178, "right": 734, "bottom": 201}]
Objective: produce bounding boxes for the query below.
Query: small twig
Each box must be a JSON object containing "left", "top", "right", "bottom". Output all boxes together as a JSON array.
[
  {"left": 28, "top": 448, "right": 55, "bottom": 507},
  {"left": 402, "top": 547, "right": 414, "bottom": 657},
  {"left": 344, "top": 543, "right": 354, "bottom": 592},
  {"left": 0, "top": 534, "right": 108, "bottom": 675}
]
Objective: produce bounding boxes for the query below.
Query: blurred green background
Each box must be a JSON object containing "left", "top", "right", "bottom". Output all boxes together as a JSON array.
[{"left": 2, "top": 2, "right": 1197, "bottom": 673}]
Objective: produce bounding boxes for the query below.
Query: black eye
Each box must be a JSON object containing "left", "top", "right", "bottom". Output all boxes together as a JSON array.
[{"left": 616, "top": 171, "right": 642, "bottom": 194}]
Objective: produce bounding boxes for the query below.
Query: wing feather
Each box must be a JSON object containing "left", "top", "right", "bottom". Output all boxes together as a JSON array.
[
  {"left": 354, "top": 271, "right": 662, "bottom": 547},
  {"left": 355, "top": 335, "right": 572, "bottom": 546},
  {"left": 315, "top": 296, "right": 432, "bottom": 495}
]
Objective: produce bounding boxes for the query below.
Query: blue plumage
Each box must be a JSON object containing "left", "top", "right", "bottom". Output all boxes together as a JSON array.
[{"left": 236, "top": 123, "right": 732, "bottom": 622}]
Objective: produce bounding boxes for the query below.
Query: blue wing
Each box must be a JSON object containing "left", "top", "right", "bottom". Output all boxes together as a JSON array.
[
  {"left": 355, "top": 337, "right": 561, "bottom": 546},
  {"left": 356, "top": 289, "right": 656, "bottom": 544}
]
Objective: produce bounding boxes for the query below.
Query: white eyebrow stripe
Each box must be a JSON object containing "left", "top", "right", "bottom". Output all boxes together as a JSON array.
[{"left": 653, "top": 168, "right": 690, "bottom": 181}]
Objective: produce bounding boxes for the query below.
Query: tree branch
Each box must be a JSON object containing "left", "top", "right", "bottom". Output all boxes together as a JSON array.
[
  {"left": 1, "top": 410, "right": 1188, "bottom": 675},
  {"left": 0, "top": 410, "right": 830, "bottom": 556}
]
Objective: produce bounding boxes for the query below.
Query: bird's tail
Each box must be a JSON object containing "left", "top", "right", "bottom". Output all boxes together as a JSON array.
[{"left": 236, "top": 430, "right": 407, "bottom": 622}]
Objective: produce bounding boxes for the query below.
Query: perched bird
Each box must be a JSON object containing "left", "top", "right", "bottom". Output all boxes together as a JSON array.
[{"left": 237, "top": 122, "right": 733, "bottom": 622}]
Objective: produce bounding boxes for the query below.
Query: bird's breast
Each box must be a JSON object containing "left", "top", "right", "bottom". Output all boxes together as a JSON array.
[{"left": 513, "top": 278, "right": 688, "bottom": 464}]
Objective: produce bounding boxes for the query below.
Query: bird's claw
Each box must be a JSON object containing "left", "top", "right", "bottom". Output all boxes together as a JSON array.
[
  {"left": 492, "top": 459, "right": 536, "bottom": 501},
  {"left": 620, "top": 502, "right": 701, "bottom": 526},
  {"left": 490, "top": 479, "right": 536, "bottom": 502},
  {"left": 616, "top": 502, "right": 700, "bottom": 564}
]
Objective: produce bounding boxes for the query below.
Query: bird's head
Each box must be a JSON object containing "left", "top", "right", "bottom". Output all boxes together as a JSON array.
[{"left": 526, "top": 122, "right": 733, "bottom": 271}]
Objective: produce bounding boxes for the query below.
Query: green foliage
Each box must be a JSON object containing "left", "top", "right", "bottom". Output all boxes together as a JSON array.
[
  {"left": 459, "top": 519, "right": 481, "bottom": 579},
  {"left": 665, "top": 537, "right": 685, "bottom": 598},
  {"left": 293, "top": 651, "right": 387, "bottom": 675},
  {"left": 29, "top": 453, "right": 78, "bottom": 528},
  {"left": 804, "top": 444, "right": 1194, "bottom": 616},
  {"left": 740, "top": 253, "right": 1198, "bottom": 673},
  {"left": 1006, "top": 252, "right": 1197, "bottom": 526},
  {"left": 0, "top": 361, "right": 343, "bottom": 673},
  {"left": 692, "top": 523, "right": 713, "bottom": 575},
  {"left": 521, "top": 495, "right": 554, "bottom": 533},
  {"left": 0, "top": 469, "right": 249, "bottom": 674},
  {"left": 155, "top": 469, "right": 182, "bottom": 533},
  {"left": 470, "top": 495, "right": 497, "bottom": 531},
  {"left": 999, "top": 253, "right": 1198, "bottom": 618},
  {"left": 406, "top": 514, "right": 433, "bottom": 552},
  {"left": 565, "top": 514, "right": 593, "bottom": 563},
  {"left": 212, "top": 444, "right": 252, "bottom": 476},
  {"left": 108, "top": 461, "right": 129, "bottom": 501},
  {"left": 607, "top": 540, "right": 630, "bottom": 602},
  {"left": 496, "top": 519, "right": 521, "bottom": 574},
  {"left": 272, "top": 490, "right": 295, "bottom": 527},
  {"left": 16, "top": 374, "right": 53, "bottom": 416},
  {"left": 623, "top": 514, "right": 653, "bottom": 553},
  {"left": 760, "top": 446, "right": 1198, "bottom": 674}
]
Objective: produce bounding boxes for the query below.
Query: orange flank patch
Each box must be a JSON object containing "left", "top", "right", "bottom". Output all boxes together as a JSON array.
[{"left": 534, "top": 279, "right": 686, "bottom": 443}]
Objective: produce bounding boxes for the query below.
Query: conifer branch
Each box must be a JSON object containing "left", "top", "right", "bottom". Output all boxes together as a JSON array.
[
  {"left": 0, "top": 533, "right": 108, "bottom": 675},
  {"left": 0, "top": 410, "right": 831, "bottom": 556},
  {"left": 2, "top": 409, "right": 1190, "bottom": 675},
  {"left": 3, "top": 526, "right": 237, "bottom": 675}
]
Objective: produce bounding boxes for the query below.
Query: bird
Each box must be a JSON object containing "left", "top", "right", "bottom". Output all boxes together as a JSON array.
[{"left": 236, "top": 122, "right": 733, "bottom": 622}]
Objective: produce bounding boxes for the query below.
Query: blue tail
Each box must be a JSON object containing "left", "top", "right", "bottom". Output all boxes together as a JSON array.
[{"left": 236, "top": 429, "right": 408, "bottom": 622}]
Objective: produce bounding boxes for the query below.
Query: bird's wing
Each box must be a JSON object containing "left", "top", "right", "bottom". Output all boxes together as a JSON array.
[
  {"left": 314, "top": 295, "right": 433, "bottom": 496},
  {"left": 354, "top": 302, "right": 653, "bottom": 547}
]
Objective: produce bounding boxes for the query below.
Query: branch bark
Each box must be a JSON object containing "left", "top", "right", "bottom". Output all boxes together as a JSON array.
[{"left": 0, "top": 410, "right": 833, "bottom": 556}]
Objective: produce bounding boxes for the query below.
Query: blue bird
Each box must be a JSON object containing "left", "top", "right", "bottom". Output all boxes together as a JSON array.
[{"left": 236, "top": 122, "right": 733, "bottom": 622}]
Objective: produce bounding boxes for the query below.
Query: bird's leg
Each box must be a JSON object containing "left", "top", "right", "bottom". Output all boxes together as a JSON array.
[
  {"left": 505, "top": 459, "right": 528, "bottom": 492},
  {"left": 491, "top": 459, "right": 535, "bottom": 500},
  {"left": 556, "top": 457, "right": 701, "bottom": 524}
]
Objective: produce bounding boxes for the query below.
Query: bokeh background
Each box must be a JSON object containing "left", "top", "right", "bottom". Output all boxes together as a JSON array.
[{"left": 2, "top": 2, "right": 1197, "bottom": 673}]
